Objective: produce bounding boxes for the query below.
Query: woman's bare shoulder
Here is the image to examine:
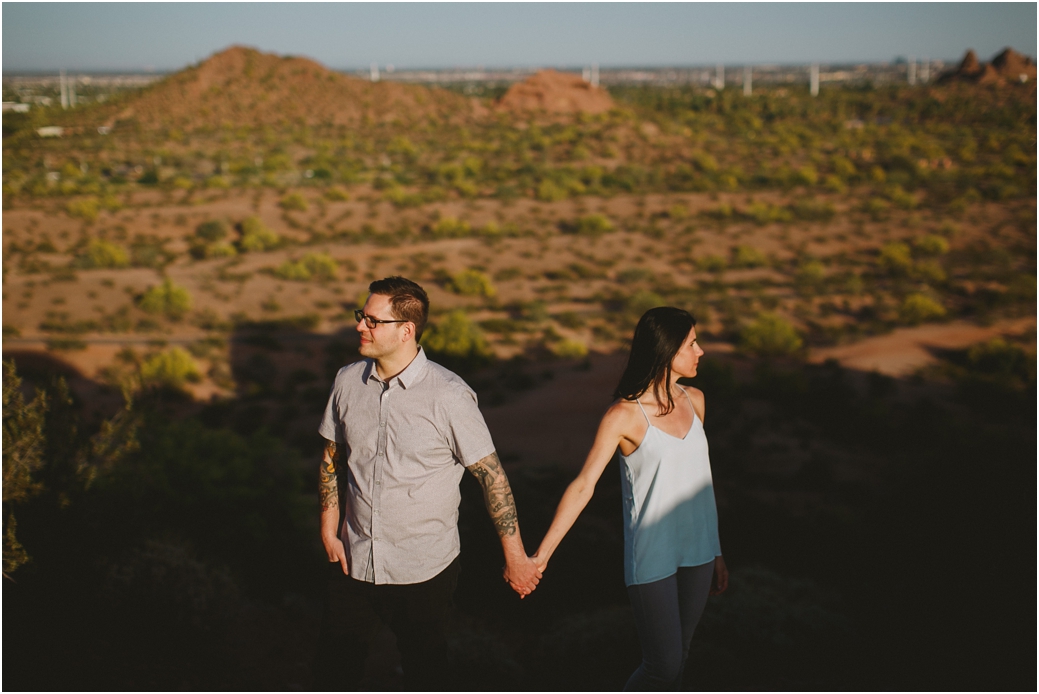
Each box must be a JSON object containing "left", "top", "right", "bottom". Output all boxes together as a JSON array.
[{"left": 602, "top": 398, "right": 644, "bottom": 427}]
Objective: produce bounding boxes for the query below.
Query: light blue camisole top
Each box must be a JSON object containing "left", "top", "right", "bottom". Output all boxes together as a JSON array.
[{"left": 619, "top": 387, "right": 722, "bottom": 586}]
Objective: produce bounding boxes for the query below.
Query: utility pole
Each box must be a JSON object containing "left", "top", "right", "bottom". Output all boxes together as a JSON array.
[
  {"left": 369, "top": 62, "right": 380, "bottom": 82},
  {"left": 743, "top": 66, "right": 752, "bottom": 96},
  {"left": 908, "top": 55, "right": 917, "bottom": 85},
  {"left": 69, "top": 76, "right": 77, "bottom": 107},
  {"left": 810, "top": 63, "right": 819, "bottom": 96},
  {"left": 591, "top": 63, "right": 599, "bottom": 88},
  {"left": 583, "top": 66, "right": 591, "bottom": 83},
  {"left": 714, "top": 63, "right": 724, "bottom": 90},
  {"left": 921, "top": 57, "right": 930, "bottom": 83}
]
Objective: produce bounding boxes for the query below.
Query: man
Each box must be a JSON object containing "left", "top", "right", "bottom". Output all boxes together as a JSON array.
[{"left": 316, "top": 276, "right": 541, "bottom": 691}]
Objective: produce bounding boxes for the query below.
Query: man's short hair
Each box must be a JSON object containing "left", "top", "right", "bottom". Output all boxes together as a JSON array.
[{"left": 368, "top": 276, "right": 430, "bottom": 339}]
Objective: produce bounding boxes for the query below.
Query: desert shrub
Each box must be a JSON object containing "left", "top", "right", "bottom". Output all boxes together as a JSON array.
[
  {"left": 195, "top": 220, "right": 229, "bottom": 243},
  {"left": 877, "top": 242, "right": 913, "bottom": 275},
  {"left": 794, "top": 260, "right": 826, "bottom": 292},
  {"left": 205, "top": 175, "right": 231, "bottom": 189},
  {"left": 912, "top": 260, "right": 947, "bottom": 284},
  {"left": 731, "top": 245, "right": 768, "bottom": 269},
  {"left": 745, "top": 202, "right": 792, "bottom": 225},
  {"left": 793, "top": 165, "right": 819, "bottom": 187},
  {"left": 552, "top": 339, "right": 589, "bottom": 359},
  {"left": 138, "top": 280, "right": 192, "bottom": 320},
  {"left": 790, "top": 199, "right": 836, "bottom": 222},
  {"left": 421, "top": 310, "right": 492, "bottom": 370},
  {"left": 863, "top": 198, "right": 890, "bottom": 221},
  {"left": 560, "top": 214, "right": 614, "bottom": 237},
  {"left": 913, "top": 235, "right": 949, "bottom": 256},
  {"left": 886, "top": 185, "right": 917, "bottom": 210},
  {"left": 536, "top": 179, "right": 568, "bottom": 202},
  {"left": 616, "top": 268, "right": 654, "bottom": 284},
  {"left": 669, "top": 204, "right": 689, "bottom": 220},
  {"left": 449, "top": 270, "right": 496, "bottom": 298},
  {"left": 553, "top": 312, "right": 586, "bottom": 329},
  {"left": 274, "top": 253, "right": 337, "bottom": 282},
  {"left": 430, "top": 217, "right": 472, "bottom": 239},
  {"left": 140, "top": 347, "right": 201, "bottom": 389},
  {"left": 966, "top": 338, "right": 1035, "bottom": 383},
  {"left": 626, "top": 290, "right": 665, "bottom": 317},
  {"left": 75, "top": 239, "right": 129, "bottom": 269},
  {"left": 67, "top": 197, "right": 100, "bottom": 222},
  {"left": 740, "top": 313, "right": 803, "bottom": 357},
  {"left": 900, "top": 294, "right": 946, "bottom": 325},
  {"left": 279, "top": 192, "right": 308, "bottom": 211},
  {"left": 238, "top": 216, "right": 280, "bottom": 252},
  {"left": 323, "top": 187, "right": 349, "bottom": 201},
  {"left": 696, "top": 255, "right": 728, "bottom": 272}
]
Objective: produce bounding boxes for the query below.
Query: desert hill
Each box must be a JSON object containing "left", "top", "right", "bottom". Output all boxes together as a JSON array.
[
  {"left": 497, "top": 69, "right": 614, "bottom": 115},
  {"left": 93, "top": 46, "right": 478, "bottom": 132},
  {"left": 938, "top": 47, "right": 1036, "bottom": 85}
]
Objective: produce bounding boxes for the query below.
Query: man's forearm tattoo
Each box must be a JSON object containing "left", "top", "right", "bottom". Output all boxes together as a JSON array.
[
  {"left": 468, "top": 452, "right": 519, "bottom": 538},
  {"left": 320, "top": 440, "right": 339, "bottom": 511}
]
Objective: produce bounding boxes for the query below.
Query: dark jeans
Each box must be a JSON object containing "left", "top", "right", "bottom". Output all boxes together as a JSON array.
[
  {"left": 624, "top": 562, "right": 715, "bottom": 691},
  {"left": 315, "top": 556, "right": 460, "bottom": 692}
]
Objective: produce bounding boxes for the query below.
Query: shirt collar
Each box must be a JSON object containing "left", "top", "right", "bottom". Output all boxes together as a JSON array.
[{"left": 362, "top": 346, "right": 428, "bottom": 389}]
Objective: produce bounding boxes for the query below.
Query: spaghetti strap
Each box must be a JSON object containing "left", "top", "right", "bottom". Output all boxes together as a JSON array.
[
  {"left": 677, "top": 385, "right": 694, "bottom": 408},
  {"left": 634, "top": 398, "right": 651, "bottom": 426}
]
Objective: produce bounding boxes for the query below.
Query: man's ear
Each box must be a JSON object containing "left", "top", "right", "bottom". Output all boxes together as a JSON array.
[{"left": 402, "top": 321, "right": 415, "bottom": 343}]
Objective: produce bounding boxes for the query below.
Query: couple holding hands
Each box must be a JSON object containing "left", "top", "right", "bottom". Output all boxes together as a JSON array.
[{"left": 317, "top": 277, "right": 726, "bottom": 691}]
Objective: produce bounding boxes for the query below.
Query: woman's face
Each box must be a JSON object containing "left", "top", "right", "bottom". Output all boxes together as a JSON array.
[{"left": 670, "top": 325, "right": 705, "bottom": 379}]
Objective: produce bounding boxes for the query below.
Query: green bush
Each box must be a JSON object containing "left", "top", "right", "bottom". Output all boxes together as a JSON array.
[
  {"left": 740, "top": 314, "right": 803, "bottom": 357},
  {"left": 626, "top": 290, "right": 665, "bottom": 317},
  {"left": 913, "top": 235, "right": 949, "bottom": 256},
  {"left": 274, "top": 253, "right": 337, "bottom": 282},
  {"left": 421, "top": 310, "right": 492, "bottom": 368},
  {"left": 76, "top": 239, "right": 129, "bottom": 269},
  {"left": 279, "top": 192, "right": 308, "bottom": 212},
  {"left": 900, "top": 294, "right": 946, "bottom": 325},
  {"left": 238, "top": 216, "right": 280, "bottom": 252},
  {"left": 731, "top": 245, "right": 768, "bottom": 269},
  {"left": 745, "top": 202, "right": 792, "bottom": 225},
  {"left": 67, "top": 197, "right": 100, "bottom": 222},
  {"left": 552, "top": 339, "right": 589, "bottom": 359},
  {"left": 877, "top": 242, "right": 913, "bottom": 275},
  {"left": 323, "top": 187, "right": 350, "bottom": 202},
  {"left": 449, "top": 269, "right": 496, "bottom": 298},
  {"left": 430, "top": 217, "right": 472, "bottom": 239},
  {"left": 138, "top": 280, "right": 193, "bottom": 320},
  {"left": 537, "top": 179, "right": 568, "bottom": 202},
  {"left": 575, "top": 214, "right": 613, "bottom": 237},
  {"left": 140, "top": 347, "right": 201, "bottom": 389},
  {"left": 195, "top": 220, "right": 229, "bottom": 243}
]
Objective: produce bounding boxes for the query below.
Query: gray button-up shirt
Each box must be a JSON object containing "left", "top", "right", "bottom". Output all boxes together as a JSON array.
[{"left": 318, "top": 347, "right": 496, "bottom": 585}]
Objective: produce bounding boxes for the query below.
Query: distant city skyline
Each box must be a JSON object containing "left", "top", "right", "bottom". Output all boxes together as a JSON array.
[{"left": 2, "top": 3, "right": 1035, "bottom": 73}]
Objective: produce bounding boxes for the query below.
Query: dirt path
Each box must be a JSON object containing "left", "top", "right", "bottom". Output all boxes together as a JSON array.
[{"left": 808, "top": 317, "right": 1036, "bottom": 376}]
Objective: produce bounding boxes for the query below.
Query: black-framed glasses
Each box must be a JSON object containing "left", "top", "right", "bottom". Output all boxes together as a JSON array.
[{"left": 355, "top": 309, "right": 408, "bottom": 329}]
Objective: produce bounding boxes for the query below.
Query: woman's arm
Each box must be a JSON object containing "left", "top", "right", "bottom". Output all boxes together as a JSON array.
[{"left": 532, "top": 404, "right": 634, "bottom": 572}]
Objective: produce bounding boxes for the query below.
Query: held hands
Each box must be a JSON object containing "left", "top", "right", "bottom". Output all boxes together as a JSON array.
[{"left": 503, "top": 554, "right": 543, "bottom": 599}]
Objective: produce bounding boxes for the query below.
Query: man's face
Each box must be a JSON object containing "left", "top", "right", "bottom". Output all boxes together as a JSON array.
[{"left": 356, "top": 293, "right": 409, "bottom": 360}]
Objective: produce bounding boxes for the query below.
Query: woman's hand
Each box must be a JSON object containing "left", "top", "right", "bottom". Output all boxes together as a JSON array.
[
  {"left": 532, "top": 552, "right": 548, "bottom": 575},
  {"left": 710, "top": 555, "right": 729, "bottom": 595}
]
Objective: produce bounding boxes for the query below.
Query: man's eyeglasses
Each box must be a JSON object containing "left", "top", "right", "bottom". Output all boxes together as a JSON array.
[{"left": 355, "top": 309, "right": 408, "bottom": 329}]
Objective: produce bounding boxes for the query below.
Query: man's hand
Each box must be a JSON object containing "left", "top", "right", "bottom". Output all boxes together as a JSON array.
[
  {"left": 468, "top": 451, "right": 541, "bottom": 599},
  {"left": 319, "top": 438, "right": 348, "bottom": 575},
  {"left": 324, "top": 535, "right": 350, "bottom": 575},
  {"left": 503, "top": 554, "right": 542, "bottom": 598},
  {"left": 710, "top": 555, "right": 729, "bottom": 595}
]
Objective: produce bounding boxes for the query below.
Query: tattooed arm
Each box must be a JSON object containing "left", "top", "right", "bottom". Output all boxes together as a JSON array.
[
  {"left": 468, "top": 451, "right": 542, "bottom": 597},
  {"left": 320, "top": 438, "right": 349, "bottom": 574}
]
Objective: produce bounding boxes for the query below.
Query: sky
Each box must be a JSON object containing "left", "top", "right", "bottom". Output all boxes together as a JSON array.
[{"left": 2, "top": 2, "right": 1036, "bottom": 73}]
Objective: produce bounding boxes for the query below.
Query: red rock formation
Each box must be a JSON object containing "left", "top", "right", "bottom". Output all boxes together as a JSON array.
[{"left": 496, "top": 69, "right": 614, "bottom": 115}]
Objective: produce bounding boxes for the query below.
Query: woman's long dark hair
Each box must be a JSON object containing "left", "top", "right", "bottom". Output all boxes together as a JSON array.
[{"left": 614, "top": 307, "right": 697, "bottom": 415}]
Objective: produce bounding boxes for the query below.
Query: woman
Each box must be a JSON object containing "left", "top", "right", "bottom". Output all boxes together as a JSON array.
[{"left": 533, "top": 307, "right": 728, "bottom": 691}]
